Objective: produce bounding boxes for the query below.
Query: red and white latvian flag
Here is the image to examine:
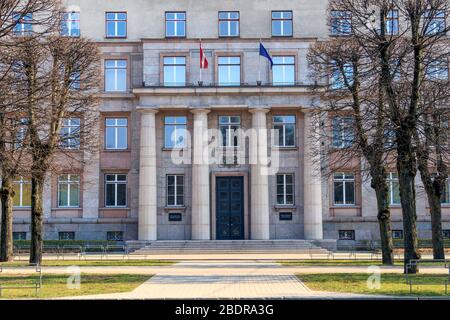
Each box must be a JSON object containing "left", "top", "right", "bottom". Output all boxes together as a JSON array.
[{"left": 199, "top": 41, "right": 208, "bottom": 69}]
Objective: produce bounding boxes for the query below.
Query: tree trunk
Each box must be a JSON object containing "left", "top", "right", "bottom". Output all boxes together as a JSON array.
[
  {"left": 373, "top": 182, "right": 394, "bottom": 265},
  {"left": 29, "top": 174, "right": 44, "bottom": 265},
  {"left": 0, "top": 178, "right": 14, "bottom": 262},
  {"left": 428, "top": 190, "right": 445, "bottom": 259}
]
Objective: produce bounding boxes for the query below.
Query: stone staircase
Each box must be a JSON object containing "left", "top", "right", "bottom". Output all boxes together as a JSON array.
[{"left": 127, "top": 240, "right": 332, "bottom": 255}]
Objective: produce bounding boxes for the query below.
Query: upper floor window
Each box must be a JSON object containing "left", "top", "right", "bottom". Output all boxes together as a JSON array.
[
  {"left": 386, "top": 10, "right": 399, "bottom": 35},
  {"left": 164, "top": 116, "right": 187, "bottom": 148},
  {"left": 61, "top": 12, "right": 80, "bottom": 37},
  {"left": 333, "top": 172, "right": 355, "bottom": 205},
  {"left": 388, "top": 172, "right": 401, "bottom": 205},
  {"left": 219, "top": 11, "right": 239, "bottom": 37},
  {"left": 272, "top": 56, "right": 295, "bottom": 85},
  {"left": 13, "top": 177, "right": 31, "bottom": 208},
  {"left": 58, "top": 174, "right": 80, "bottom": 208},
  {"left": 218, "top": 56, "right": 241, "bottom": 86},
  {"left": 105, "top": 60, "right": 127, "bottom": 92},
  {"left": 331, "top": 10, "right": 352, "bottom": 35},
  {"left": 163, "top": 57, "right": 186, "bottom": 86},
  {"left": 272, "top": 11, "right": 292, "bottom": 37},
  {"left": 105, "top": 174, "right": 127, "bottom": 207},
  {"left": 332, "top": 116, "right": 354, "bottom": 148},
  {"left": 331, "top": 62, "right": 353, "bottom": 89},
  {"left": 219, "top": 116, "right": 240, "bottom": 147},
  {"left": 273, "top": 115, "right": 296, "bottom": 147},
  {"left": 425, "top": 10, "right": 446, "bottom": 35},
  {"left": 106, "top": 12, "right": 127, "bottom": 38},
  {"left": 425, "top": 59, "right": 449, "bottom": 80},
  {"left": 167, "top": 175, "right": 184, "bottom": 207},
  {"left": 60, "top": 118, "right": 81, "bottom": 150},
  {"left": 13, "top": 13, "right": 32, "bottom": 36},
  {"left": 166, "top": 12, "right": 186, "bottom": 37},
  {"left": 276, "top": 174, "right": 294, "bottom": 205},
  {"left": 442, "top": 179, "right": 450, "bottom": 204},
  {"left": 105, "top": 118, "right": 128, "bottom": 150}
]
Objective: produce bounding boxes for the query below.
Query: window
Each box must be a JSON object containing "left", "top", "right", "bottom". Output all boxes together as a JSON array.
[
  {"left": 443, "top": 230, "right": 450, "bottom": 239},
  {"left": 168, "top": 213, "right": 182, "bottom": 222},
  {"left": 60, "top": 118, "right": 80, "bottom": 149},
  {"left": 15, "top": 118, "right": 28, "bottom": 149},
  {"left": 105, "top": 174, "right": 127, "bottom": 207},
  {"left": 59, "top": 232, "right": 75, "bottom": 240},
  {"left": 61, "top": 12, "right": 80, "bottom": 37},
  {"left": 13, "top": 232, "right": 26, "bottom": 241},
  {"left": 425, "top": 59, "right": 449, "bottom": 80},
  {"left": 105, "top": 60, "right": 127, "bottom": 92},
  {"left": 163, "top": 57, "right": 186, "bottom": 86},
  {"left": 13, "top": 177, "right": 31, "bottom": 208},
  {"left": 386, "top": 10, "right": 399, "bottom": 35},
  {"left": 276, "top": 174, "right": 294, "bottom": 205},
  {"left": 332, "top": 116, "right": 354, "bottom": 148},
  {"left": 388, "top": 172, "right": 401, "bottom": 205},
  {"left": 273, "top": 115, "right": 296, "bottom": 147},
  {"left": 272, "top": 56, "right": 295, "bottom": 85},
  {"left": 164, "top": 116, "right": 187, "bottom": 148},
  {"left": 167, "top": 175, "right": 184, "bottom": 207},
  {"left": 279, "top": 212, "right": 293, "bottom": 221},
  {"left": 392, "top": 230, "right": 404, "bottom": 239},
  {"left": 58, "top": 174, "right": 80, "bottom": 208},
  {"left": 333, "top": 173, "right": 356, "bottom": 205},
  {"left": 105, "top": 118, "right": 128, "bottom": 150},
  {"left": 69, "top": 71, "right": 81, "bottom": 90},
  {"left": 166, "top": 12, "right": 186, "bottom": 37},
  {"left": 425, "top": 10, "right": 446, "bottom": 35},
  {"left": 13, "top": 13, "right": 32, "bottom": 35},
  {"left": 218, "top": 56, "right": 241, "bottom": 86},
  {"left": 219, "top": 11, "right": 239, "bottom": 37},
  {"left": 107, "top": 231, "right": 124, "bottom": 241},
  {"left": 331, "top": 62, "right": 353, "bottom": 89},
  {"left": 219, "top": 116, "right": 240, "bottom": 147},
  {"left": 331, "top": 10, "right": 352, "bottom": 35},
  {"left": 384, "top": 126, "right": 396, "bottom": 149},
  {"left": 272, "top": 11, "right": 292, "bottom": 37},
  {"left": 106, "top": 12, "right": 126, "bottom": 38},
  {"left": 339, "top": 230, "right": 355, "bottom": 240},
  {"left": 442, "top": 179, "right": 450, "bottom": 204}
]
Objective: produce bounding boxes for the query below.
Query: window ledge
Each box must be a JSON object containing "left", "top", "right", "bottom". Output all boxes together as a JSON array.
[
  {"left": 102, "top": 149, "right": 130, "bottom": 153},
  {"left": 100, "top": 207, "right": 130, "bottom": 210},
  {"left": 272, "top": 146, "right": 298, "bottom": 151},
  {"left": 51, "top": 207, "right": 81, "bottom": 211},
  {"left": 162, "top": 147, "right": 186, "bottom": 151},
  {"left": 330, "top": 205, "right": 361, "bottom": 209}
]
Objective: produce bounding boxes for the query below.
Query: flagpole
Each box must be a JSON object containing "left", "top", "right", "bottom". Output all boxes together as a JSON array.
[
  {"left": 258, "top": 39, "right": 261, "bottom": 84},
  {"left": 199, "top": 39, "right": 202, "bottom": 85}
]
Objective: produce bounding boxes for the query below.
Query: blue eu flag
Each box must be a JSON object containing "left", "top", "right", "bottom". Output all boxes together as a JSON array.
[{"left": 259, "top": 43, "right": 273, "bottom": 68}]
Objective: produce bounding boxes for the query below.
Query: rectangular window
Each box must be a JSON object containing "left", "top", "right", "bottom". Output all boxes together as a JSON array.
[
  {"left": 331, "top": 62, "right": 353, "bottom": 89},
  {"left": 58, "top": 174, "right": 80, "bottom": 208},
  {"left": 13, "top": 177, "right": 31, "bottom": 208},
  {"left": 392, "top": 230, "right": 404, "bottom": 239},
  {"left": 13, "top": 13, "right": 33, "bottom": 36},
  {"left": 13, "top": 232, "right": 26, "bottom": 241},
  {"left": 442, "top": 179, "right": 450, "bottom": 204},
  {"left": 61, "top": 12, "right": 80, "bottom": 37},
  {"left": 106, "top": 12, "right": 126, "bottom": 38},
  {"left": 105, "top": 174, "right": 127, "bottom": 207},
  {"left": 105, "top": 60, "right": 127, "bottom": 92},
  {"left": 388, "top": 172, "right": 401, "bottom": 205},
  {"left": 105, "top": 118, "right": 128, "bottom": 150},
  {"left": 339, "top": 230, "right": 355, "bottom": 240},
  {"left": 273, "top": 115, "right": 296, "bottom": 147},
  {"left": 276, "top": 174, "right": 294, "bottom": 205},
  {"left": 219, "top": 11, "right": 239, "bottom": 37},
  {"left": 331, "top": 10, "right": 352, "bottom": 35},
  {"left": 15, "top": 118, "right": 28, "bottom": 149},
  {"left": 169, "top": 213, "right": 182, "bottom": 222},
  {"left": 218, "top": 56, "right": 241, "bottom": 86},
  {"left": 164, "top": 116, "right": 187, "bottom": 148},
  {"left": 163, "top": 57, "right": 186, "bottom": 86},
  {"left": 167, "top": 175, "right": 184, "bottom": 207},
  {"left": 272, "top": 56, "right": 295, "bottom": 85},
  {"left": 443, "top": 230, "right": 450, "bottom": 239},
  {"left": 425, "top": 10, "right": 446, "bottom": 35},
  {"left": 166, "top": 12, "right": 186, "bottom": 37},
  {"left": 333, "top": 173, "right": 356, "bottom": 205},
  {"left": 107, "top": 231, "right": 124, "bottom": 241},
  {"left": 386, "top": 10, "right": 399, "bottom": 35},
  {"left": 272, "top": 11, "right": 293, "bottom": 37},
  {"left": 425, "top": 59, "right": 449, "bottom": 80},
  {"left": 219, "top": 116, "right": 240, "bottom": 147},
  {"left": 59, "top": 231, "right": 75, "bottom": 240},
  {"left": 60, "top": 118, "right": 81, "bottom": 149},
  {"left": 332, "top": 116, "right": 354, "bottom": 148},
  {"left": 279, "top": 212, "right": 293, "bottom": 221}
]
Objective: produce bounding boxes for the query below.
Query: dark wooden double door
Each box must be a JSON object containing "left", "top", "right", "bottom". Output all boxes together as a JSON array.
[{"left": 216, "top": 177, "right": 244, "bottom": 240}]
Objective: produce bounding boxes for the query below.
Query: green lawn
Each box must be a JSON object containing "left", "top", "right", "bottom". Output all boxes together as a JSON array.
[
  {"left": 279, "top": 260, "right": 405, "bottom": 266},
  {"left": 0, "top": 274, "right": 151, "bottom": 299},
  {"left": 298, "top": 273, "right": 449, "bottom": 296},
  {"left": 1, "top": 260, "right": 175, "bottom": 267}
]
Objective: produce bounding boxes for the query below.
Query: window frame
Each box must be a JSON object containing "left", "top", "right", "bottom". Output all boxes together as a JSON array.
[
  {"left": 104, "top": 174, "right": 128, "bottom": 208},
  {"left": 12, "top": 177, "right": 31, "bottom": 208},
  {"left": 107, "top": 231, "right": 124, "bottom": 241},
  {"left": 333, "top": 172, "right": 356, "bottom": 206},
  {"left": 217, "top": 56, "right": 241, "bottom": 86},
  {"left": 105, "top": 12, "right": 127, "bottom": 38},
  {"left": 272, "top": 115, "right": 296, "bottom": 147},
  {"left": 338, "top": 230, "right": 355, "bottom": 240},
  {"left": 424, "top": 10, "right": 446, "bottom": 35},
  {"left": 386, "top": 10, "right": 399, "bottom": 35},
  {"left": 332, "top": 116, "right": 354, "bottom": 149},
  {"left": 60, "top": 118, "right": 81, "bottom": 150},
  {"left": 219, "top": 116, "right": 241, "bottom": 148},
  {"left": 13, "top": 12, "right": 33, "bottom": 36},
  {"left": 330, "top": 10, "right": 352, "bottom": 36},
  {"left": 163, "top": 56, "right": 187, "bottom": 87},
  {"left": 104, "top": 59, "right": 127, "bottom": 92},
  {"left": 276, "top": 173, "right": 295, "bottom": 205},
  {"left": 164, "top": 116, "right": 187, "bottom": 148},
  {"left": 272, "top": 56, "right": 296, "bottom": 86},
  {"left": 442, "top": 178, "right": 450, "bottom": 204},
  {"left": 218, "top": 11, "right": 240, "bottom": 37},
  {"left": 57, "top": 174, "right": 80, "bottom": 208},
  {"left": 165, "top": 12, "right": 186, "bottom": 38},
  {"left": 271, "top": 11, "right": 293, "bottom": 37},
  {"left": 59, "top": 231, "right": 75, "bottom": 241},
  {"left": 105, "top": 117, "right": 128, "bottom": 150},
  {"left": 388, "top": 172, "right": 401, "bottom": 205},
  {"left": 166, "top": 174, "right": 185, "bottom": 207},
  {"left": 61, "top": 11, "right": 80, "bottom": 37}
]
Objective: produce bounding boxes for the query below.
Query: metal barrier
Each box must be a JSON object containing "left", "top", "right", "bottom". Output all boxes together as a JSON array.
[
  {"left": 60, "top": 245, "right": 83, "bottom": 260},
  {"left": 105, "top": 245, "right": 127, "bottom": 259},
  {"left": 0, "top": 264, "right": 42, "bottom": 297},
  {"left": 81, "top": 245, "right": 106, "bottom": 260},
  {"left": 405, "top": 259, "right": 450, "bottom": 294}
]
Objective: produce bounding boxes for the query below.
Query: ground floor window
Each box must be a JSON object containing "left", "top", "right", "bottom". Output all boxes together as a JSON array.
[
  {"left": 58, "top": 174, "right": 80, "bottom": 207},
  {"left": 442, "top": 179, "right": 450, "bottom": 204},
  {"left": 276, "top": 174, "right": 294, "bottom": 205},
  {"left": 443, "top": 230, "right": 450, "bottom": 239},
  {"left": 167, "top": 175, "right": 184, "bottom": 206},
  {"left": 13, "top": 232, "right": 26, "bottom": 240},
  {"left": 105, "top": 174, "right": 127, "bottom": 207},
  {"left": 59, "top": 231, "right": 75, "bottom": 240},
  {"left": 338, "top": 230, "right": 355, "bottom": 240},
  {"left": 107, "top": 231, "right": 124, "bottom": 241},
  {"left": 333, "top": 173, "right": 355, "bottom": 205}
]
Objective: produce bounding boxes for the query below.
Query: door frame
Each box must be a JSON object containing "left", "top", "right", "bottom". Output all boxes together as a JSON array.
[{"left": 211, "top": 172, "right": 249, "bottom": 240}]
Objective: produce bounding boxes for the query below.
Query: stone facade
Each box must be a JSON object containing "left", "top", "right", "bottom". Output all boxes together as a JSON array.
[{"left": 8, "top": 0, "right": 450, "bottom": 242}]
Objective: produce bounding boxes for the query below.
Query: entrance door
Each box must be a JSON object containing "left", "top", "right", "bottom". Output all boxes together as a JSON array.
[{"left": 216, "top": 176, "right": 244, "bottom": 240}]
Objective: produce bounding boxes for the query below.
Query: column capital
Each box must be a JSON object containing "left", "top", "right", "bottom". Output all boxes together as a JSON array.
[
  {"left": 189, "top": 107, "right": 211, "bottom": 115},
  {"left": 249, "top": 107, "right": 270, "bottom": 114},
  {"left": 136, "top": 106, "right": 159, "bottom": 114}
]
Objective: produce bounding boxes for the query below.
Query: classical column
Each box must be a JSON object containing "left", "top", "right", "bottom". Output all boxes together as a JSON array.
[
  {"left": 303, "top": 110, "right": 323, "bottom": 240},
  {"left": 190, "top": 108, "right": 211, "bottom": 240},
  {"left": 138, "top": 108, "right": 158, "bottom": 241},
  {"left": 249, "top": 108, "right": 270, "bottom": 240}
]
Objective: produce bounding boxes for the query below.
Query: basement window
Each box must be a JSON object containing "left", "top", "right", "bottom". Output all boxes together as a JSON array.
[
  {"left": 392, "top": 230, "right": 403, "bottom": 239},
  {"left": 338, "top": 230, "right": 355, "bottom": 240}
]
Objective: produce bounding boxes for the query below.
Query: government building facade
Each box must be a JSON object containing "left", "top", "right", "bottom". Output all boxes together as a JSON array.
[{"left": 11, "top": 0, "right": 450, "bottom": 243}]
